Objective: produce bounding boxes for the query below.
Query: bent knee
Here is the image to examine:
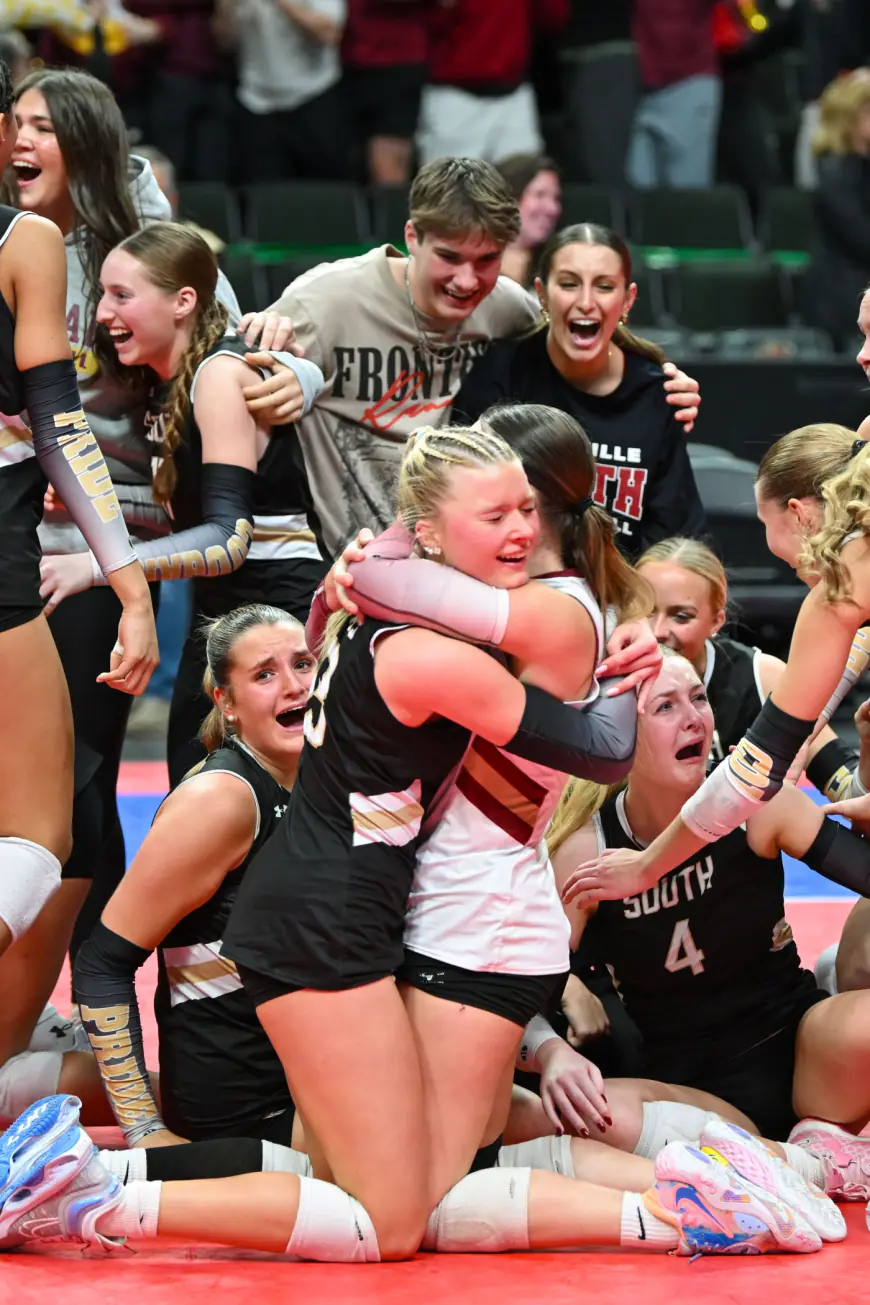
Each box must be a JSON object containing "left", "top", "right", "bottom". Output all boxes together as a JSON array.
[{"left": 370, "top": 1209, "right": 427, "bottom": 1261}]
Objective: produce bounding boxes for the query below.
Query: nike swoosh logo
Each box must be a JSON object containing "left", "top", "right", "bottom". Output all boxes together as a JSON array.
[{"left": 638, "top": 1209, "right": 646, "bottom": 1241}]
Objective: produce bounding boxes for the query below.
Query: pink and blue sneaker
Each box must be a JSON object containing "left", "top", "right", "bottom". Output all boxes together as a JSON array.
[{"left": 645, "top": 1141, "right": 823, "bottom": 1256}]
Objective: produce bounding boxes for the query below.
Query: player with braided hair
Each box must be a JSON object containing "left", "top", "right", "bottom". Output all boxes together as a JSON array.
[{"left": 40, "top": 221, "right": 325, "bottom": 785}]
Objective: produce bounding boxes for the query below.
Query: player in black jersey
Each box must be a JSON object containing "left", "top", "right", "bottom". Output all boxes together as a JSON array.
[
  {"left": 73, "top": 603, "right": 314, "bottom": 1155},
  {"left": 0, "top": 57, "right": 157, "bottom": 1008},
  {"left": 550, "top": 654, "right": 870, "bottom": 1205},
  {"left": 39, "top": 222, "right": 326, "bottom": 788},
  {"left": 637, "top": 535, "right": 858, "bottom": 794}
]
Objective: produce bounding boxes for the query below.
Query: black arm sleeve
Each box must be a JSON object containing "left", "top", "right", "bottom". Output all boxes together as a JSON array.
[
  {"left": 806, "top": 737, "right": 860, "bottom": 803},
  {"left": 73, "top": 921, "right": 165, "bottom": 1144},
  {"left": 502, "top": 679, "right": 637, "bottom": 783},
  {"left": 23, "top": 359, "right": 137, "bottom": 575},
  {"left": 801, "top": 818, "right": 870, "bottom": 898},
  {"left": 131, "top": 462, "right": 256, "bottom": 582}
]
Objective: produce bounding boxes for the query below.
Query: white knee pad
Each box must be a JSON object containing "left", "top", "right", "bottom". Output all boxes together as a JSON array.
[
  {"left": 423, "top": 1167, "right": 531, "bottom": 1253},
  {"left": 262, "top": 1141, "right": 312, "bottom": 1177},
  {"left": 497, "top": 1135, "right": 574, "bottom": 1178},
  {"left": 285, "top": 1177, "right": 380, "bottom": 1263},
  {"left": 0, "top": 837, "right": 61, "bottom": 942},
  {"left": 814, "top": 943, "right": 839, "bottom": 997},
  {"left": 0, "top": 1049, "right": 63, "bottom": 1124},
  {"left": 635, "top": 1100, "right": 723, "bottom": 1158}
]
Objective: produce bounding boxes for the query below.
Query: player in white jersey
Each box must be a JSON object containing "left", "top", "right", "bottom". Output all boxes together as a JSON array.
[{"left": 321, "top": 403, "right": 657, "bottom": 1211}]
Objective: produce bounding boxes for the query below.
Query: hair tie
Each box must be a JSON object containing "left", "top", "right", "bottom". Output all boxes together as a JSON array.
[
  {"left": 853, "top": 439, "right": 867, "bottom": 459},
  {"left": 571, "top": 496, "right": 595, "bottom": 518}
]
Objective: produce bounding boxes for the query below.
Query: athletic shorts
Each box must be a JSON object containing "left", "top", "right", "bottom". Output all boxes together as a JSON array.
[
  {"left": 0, "top": 458, "right": 47, "bottom": 633},
  {"left": 641, "top": 985, "right": 828, "bottom": 1141},
  {"left": 398, "top": 951, "right": 565, "bottom": 1029},
  {"left": 343, "top": 64, "right": 426, "bottom": 140}
]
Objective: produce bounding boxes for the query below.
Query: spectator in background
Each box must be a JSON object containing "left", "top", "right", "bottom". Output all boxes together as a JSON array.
[
  {"left": 121, "top": 0, "right": 235, "bottom": 183},
  {"left": 805, "top": 70, "right": 870, "bottom": 352},
  {"left": 557, "top": 1, "right": 639, "bottom": 185},
  {"left": 417, "top": 0, "right": 567, "bottom": 166},
  {"left": 627, "top": 0, "right": 722, "bottom": 188},
  {"left": 134, "top": 142, "right": 225, "bottom": 251},
  {"left": 0, "top": 28, "right": 36, "bottom": 83},
  {"left": 495, "top": 152, "right": 561, "bottom": 288},
  {"left": 341, "top": 0, "right": 427, "bottom": 184},
  {"left": 217, "top": 0, "right": 351, "bottom": 182},
  {"left": 796, "top": 0, "right": 870, "bottom": 189}
]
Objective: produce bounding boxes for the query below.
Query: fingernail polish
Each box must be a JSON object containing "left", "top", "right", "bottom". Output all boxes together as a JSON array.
[
  {"left": 597, "top": 1122, "right": 607, "bottom": 1132},
  {"left": 604, "top": 1117, "right": 613, "bottom": 1127}
]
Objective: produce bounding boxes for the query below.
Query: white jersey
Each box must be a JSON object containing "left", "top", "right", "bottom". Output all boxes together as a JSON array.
[{"left": 404, "top": 571, "right": 604, "bottom": 975}]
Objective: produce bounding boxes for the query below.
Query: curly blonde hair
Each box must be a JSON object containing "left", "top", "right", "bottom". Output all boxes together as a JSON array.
[
  {"left": 112, "top": 221, "right": 230, "bottom": 506},
  {"left": 755, "top": 424, "right": 861, "bottom": 602}
]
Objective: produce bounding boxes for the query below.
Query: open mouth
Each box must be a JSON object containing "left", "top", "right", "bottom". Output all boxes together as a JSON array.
[
  {"left": 568, "top": 319, "right": 602, "bottom": 347},
  {"left": 443, "top": 287, "right": 476, "bottom": 304},
  {"left": 497, "top": 552, "right": 527, "bottom": 568},
  {"left": 276, "top": 706, "right": 307, "bottom": 732},
  {"left": 11, "top": 161, "right": 41, "bottom": 185},
  {"left": 108, "top": 327, "right": 134, "bottom": 349},
  {"left": 675, "top": 741, "right": 705, "bottom": 762}
]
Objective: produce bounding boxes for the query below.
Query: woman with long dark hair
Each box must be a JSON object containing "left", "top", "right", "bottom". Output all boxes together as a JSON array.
[{"left": 453, "top": 222, "right": 706, "bottom": 558}]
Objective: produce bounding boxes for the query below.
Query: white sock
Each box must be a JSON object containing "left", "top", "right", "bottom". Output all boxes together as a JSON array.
[
  {"left": 620, "top": 1192, "right": 679, "bottom": 1250},
  {"left": 780, "top": 1142, "right": 826, "bottom": 1190},
  {"left": 262, "top": 1140, "right": 312, "bottom": 1176},
  {"left": 96, "top": 1180, "right": 162, "bottom": 1239},
  {"left": 98, "top": 1148, "right": 148, "bottom": 1184},
  {"left": 635, "top": 1101, "right": 721, "bottom": 1158}
]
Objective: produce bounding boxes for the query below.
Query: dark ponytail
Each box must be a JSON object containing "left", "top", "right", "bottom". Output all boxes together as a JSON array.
[
  {"left": 199, "top": 603, "right": 302, "bottom": 751},
  {"left": 482, "top": 403, "right": 652, "bottom": 621}
]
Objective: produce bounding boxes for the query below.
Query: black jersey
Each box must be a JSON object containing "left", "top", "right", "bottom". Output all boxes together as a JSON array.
[
  {"left": 453, "top": 331, "right": 706, "bottom": 558},
  {"left": 703, "top": 635, "right": 763, "bottom": 765},
  {"left": 0, "top": 207, "right": 30, "bottom": 420},
  {"left": 155, "top": 739, "right": 294, "bottom": 1139},
  {"left": 591, "top": 790, "right": 818, "bottom": 1060},
  {"left": 223, "top": 618, "right": 471, "bottom": 990},
  {"left": 146, "top": 333, "right": 325, "bottom": 618}
]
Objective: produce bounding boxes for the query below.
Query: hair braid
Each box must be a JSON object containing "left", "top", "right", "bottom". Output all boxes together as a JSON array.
[{"left": 152, "top": 299, "right": 229, "bottom": 505}]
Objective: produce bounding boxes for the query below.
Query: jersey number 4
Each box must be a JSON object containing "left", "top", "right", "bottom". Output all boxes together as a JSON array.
[
  {"left": 664, "top": 919, "right": 706, "bottom": 977},
  {"left": 303, "top": 640, "right": 340, "bottom": 749}
]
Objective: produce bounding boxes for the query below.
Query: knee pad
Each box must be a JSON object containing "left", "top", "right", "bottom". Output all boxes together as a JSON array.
[
  {"left": 0, "top": 837, "right": 62, "bottom": 942},
  {"left": 497, "top": 1135, "right": 574, "bottom": 1177},
  {"left": 285, "top": 1177, "right": 380, "bottom": 1263},
  {"left": 262, "top": 1141, "right": 312, "bottom": 1177},
  {"left": 423, "top": 1167, "right": 531, "bottom": 1253},
  {"left": 635, "top": 1100, "right": 723, "bottom": 1158},
  {"left": 814, "top": 943, "right": 839, "bottom": 997},
  {"left": 0, "top": 1049, "right": 63, "bottom": 1124}
]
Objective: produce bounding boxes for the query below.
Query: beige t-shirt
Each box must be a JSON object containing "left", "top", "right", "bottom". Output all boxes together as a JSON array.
[{"left": 273, "top": 245, "right": 539, "bottom": 554}]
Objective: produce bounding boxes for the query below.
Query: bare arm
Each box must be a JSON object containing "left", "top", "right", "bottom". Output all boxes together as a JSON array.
[
  {"left": 550, "top": 824, "right": 600, "bottom": 949},
  {"left": 757, "top": 651, "right": 856, "bottom": 797},
  {"left": 837, "top": 898, "right": 870, "bottom": 992}
]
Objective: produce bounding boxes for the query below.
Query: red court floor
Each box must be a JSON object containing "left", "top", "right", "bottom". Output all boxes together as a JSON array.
[{"left": 0, "top": 896, "right": 863, "bottom": 1304}]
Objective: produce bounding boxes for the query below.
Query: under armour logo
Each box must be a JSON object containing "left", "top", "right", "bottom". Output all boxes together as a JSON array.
[{"left": 275, "top": 804, "right": 288, "bottom": 819}]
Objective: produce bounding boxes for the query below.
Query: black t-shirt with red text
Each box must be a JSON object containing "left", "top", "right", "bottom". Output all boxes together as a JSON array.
[{"left": 453, "top": 330, "right": 707, "bottom": 559}]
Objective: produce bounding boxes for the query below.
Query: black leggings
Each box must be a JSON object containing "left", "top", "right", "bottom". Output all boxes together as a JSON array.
[{"left": 49, "top": 585, "right": 160, "bottom": 966}]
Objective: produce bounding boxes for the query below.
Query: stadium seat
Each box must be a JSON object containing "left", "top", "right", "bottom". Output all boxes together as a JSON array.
[
  {"left": 687, "top": 443, "right": 803, "bottom": 633},
  {"left": 630, "top": 186, "right": 754, "bottom": 249},
  {"left": 220, "top": 253, "right": 267, "bottom": 315},
  {"left": 559, "top": 184, "right": 626, "bottom": 232},
  {"left": 243, "top": 182, "right": 370, "bottom": 245},
  {"left": 760, "top": 188, "right": 816, "bottom": 254},
  {"left": 627, "top": 259, "right": 666, "bottom": 326},
  {"left": 713, "top": 327, "right": 834, "bottom": 360},
  {"left": 177, "top": 183, "right": 242, "bottom": 245},
  {"left": 370, "top": 184, "right": 411, "bottom": 244},
  {"left": 264, "top": 258, "right": 325, "bottom": 301},
  {"left": 670, "top": 260, "right": 789, "bottom": 331}
]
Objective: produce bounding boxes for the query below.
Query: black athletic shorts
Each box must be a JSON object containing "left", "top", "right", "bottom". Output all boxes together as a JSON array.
[
  {"left": 641, "top": 985, "right": 828, "bottom": 1141},
  {"left": 398, "top": 951, "right": 565, "bottom": 1029},
  {"left": 0, "top": 457, "right": 47, "bottom": 633},
  {"left": 344, "top": 64, "right": 426, "bottom": 140}
]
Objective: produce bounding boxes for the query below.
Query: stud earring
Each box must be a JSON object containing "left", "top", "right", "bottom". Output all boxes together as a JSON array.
[{"left": 423, "top": 546, "right": 442, "bottom": 557}]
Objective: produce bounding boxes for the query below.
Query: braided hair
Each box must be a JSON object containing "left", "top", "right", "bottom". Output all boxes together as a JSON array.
[{"left": 112, "top": 221, "right": 230, "bottom": 505}]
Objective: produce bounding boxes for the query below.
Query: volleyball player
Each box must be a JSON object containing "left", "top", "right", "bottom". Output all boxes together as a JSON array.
[
  {"left": 74, "top": 605, "right": 314, "bottom": 1159},
  {"left": 238, "top": 157, "right": 703, "bottom": 555},
  {"left": 0, "top": 57, "right": 157, "bottom": 998},
  {"left": 38, "top": 222, "right": 324, "bottom": 784},
  {"left": 549, "top": 652, "right": 870, "bottom": 1202}
]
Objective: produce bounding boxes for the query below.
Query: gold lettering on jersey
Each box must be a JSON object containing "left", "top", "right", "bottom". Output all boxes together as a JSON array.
[
  {"left": 79, "top": 1001, "right": 161, "bottom": 1130},
  {"left": 846, "top": 628, "right": 870, "bottom": 679},
  {"left": 142, "top": 519, "right": 254, "bottom": 582},
  {"left": 623, "top": 855, "right": 715, "bottom": 918},
  {"left": 55, "top": 417, "right": 124, "bottom": 524}
]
